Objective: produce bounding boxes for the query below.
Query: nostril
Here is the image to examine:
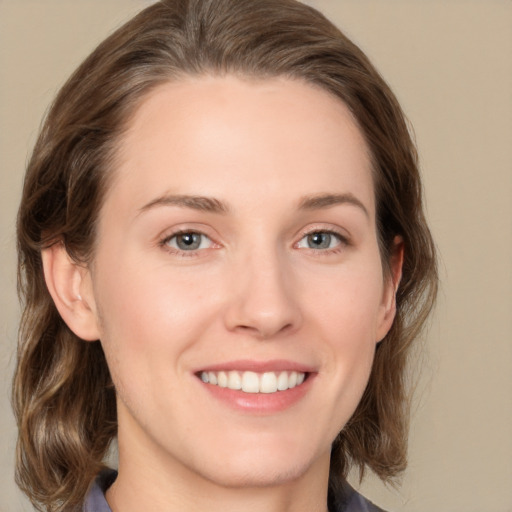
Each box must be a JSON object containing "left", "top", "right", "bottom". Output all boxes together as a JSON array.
[
  {"left": 234, "top": 322, "right": 294, "bottom": 339},
  {"left": 223, "top": 280, "right": 303, "bottom": 338}
]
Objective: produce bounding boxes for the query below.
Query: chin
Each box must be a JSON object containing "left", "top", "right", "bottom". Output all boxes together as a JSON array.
[
  {"left": 199, "top": 458, "right": 315, "bottom": 489},
  {"left": 189, "top": 438, "right": 328, "bottom": 489}
]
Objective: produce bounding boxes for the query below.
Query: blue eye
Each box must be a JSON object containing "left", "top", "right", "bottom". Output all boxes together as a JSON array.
[
  {"left": 297, "top": 231, "right": 342, "bottom": 250},
  {"left": 165, "top": 232, "right": 213, "bottom": 251}
]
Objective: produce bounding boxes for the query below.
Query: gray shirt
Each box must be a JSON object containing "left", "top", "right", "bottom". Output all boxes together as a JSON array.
[{"left": 83, "top": 469, "right": 386, "bottom": 512}]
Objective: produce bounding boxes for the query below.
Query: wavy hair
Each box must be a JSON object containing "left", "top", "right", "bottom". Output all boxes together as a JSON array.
[{"left": 13, "top": 0, "right": 438, "bottom": 510}]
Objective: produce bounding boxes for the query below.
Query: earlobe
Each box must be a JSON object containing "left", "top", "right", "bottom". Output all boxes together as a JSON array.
[
  {"left": 376, "top": 236, "right": 404, "bottom": 342},
  {"left": 41, "top": 242, "right": 100, "bottom": 341}
]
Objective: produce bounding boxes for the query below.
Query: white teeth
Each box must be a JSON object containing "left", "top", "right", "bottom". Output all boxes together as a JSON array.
[
  {"left": 277, "top": 371, "right": 289, "bottom": 391},
  {"left": 242, "top": 371, "right": 260, "bottom": 393},
  {"left": 217, "top": 371, "right": 228, "bottom": 388},
  {"left": 260, "top": 372, "right": 278, "bottom": 393},
  {"left": 288, "top": 371, "right": 297, "bottom": 389},
  {"left": 200, "top": 370, "right": 307, "bottom": 394},
  {"left": 227, "top": 370, "right": 242, "bottom": 390}
]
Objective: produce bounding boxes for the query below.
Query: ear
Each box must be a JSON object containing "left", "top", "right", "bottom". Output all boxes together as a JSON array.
[
  {"left": 376, "top": 236, "right": 404, "bottom": 342},
  {"left": 41, "top": 242, "right": 101, "bottom": 341}
]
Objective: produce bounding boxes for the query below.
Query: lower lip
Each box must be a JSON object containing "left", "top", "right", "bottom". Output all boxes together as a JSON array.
[{"left": 198, "top": 374, "right": 315, "bottom": 414}]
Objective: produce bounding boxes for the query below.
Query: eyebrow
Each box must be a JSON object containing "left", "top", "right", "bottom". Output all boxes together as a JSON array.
[
  {"left": 298, "top": 193, "right": 369, "bottom": 218},
  {"left": 137, "top": 192, "right": 369, "bottom": 218},
  {"left": 138, "top": 194, "right": 230, "bottom": 215}
]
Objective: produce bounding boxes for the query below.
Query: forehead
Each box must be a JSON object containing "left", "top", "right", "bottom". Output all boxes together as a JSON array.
[{"left": 107, "top": 75, "right": 374, "bottom": 217}]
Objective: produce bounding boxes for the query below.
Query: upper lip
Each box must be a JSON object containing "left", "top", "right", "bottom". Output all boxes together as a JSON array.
[{"left": 195, "top": 359, "right": 317, "bottom": 374}]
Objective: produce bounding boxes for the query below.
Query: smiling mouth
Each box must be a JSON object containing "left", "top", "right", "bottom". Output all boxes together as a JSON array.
[{"left": 198, "top": 370, "right": 307, "bottom": 394}]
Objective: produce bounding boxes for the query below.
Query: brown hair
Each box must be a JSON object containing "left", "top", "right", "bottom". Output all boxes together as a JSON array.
[{"left": 13, "top": 0, "right": 437, "bottom": 510}]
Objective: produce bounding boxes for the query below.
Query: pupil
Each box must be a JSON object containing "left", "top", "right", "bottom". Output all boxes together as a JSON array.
[
  {"left": 182, "top": 234, "right": 195, "bottom": 245},
  {"left": 309, "top": 233, "right": 330, "bottom": 249},
  {"left": 178, "top": 233, "right": 200, "bottom": 249}
]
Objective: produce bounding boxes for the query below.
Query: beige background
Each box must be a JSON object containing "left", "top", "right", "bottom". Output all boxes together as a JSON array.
[{"left": 1, "top": 1, "right": 511, "bottom": 511}]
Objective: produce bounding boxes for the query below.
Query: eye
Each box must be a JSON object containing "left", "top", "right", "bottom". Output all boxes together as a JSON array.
[
  {"left": 296, "top": 231, "right": 344, "bottom": 250},
  {"left": 164, "top": 231, "right": 213, "bottom": 251}
]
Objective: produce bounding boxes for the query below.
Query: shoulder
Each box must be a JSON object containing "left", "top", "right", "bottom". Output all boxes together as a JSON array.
[
  {"left": 330, "top": 479, "right": 388, "bottom": 512},
  {"left": 82, "top": 469, "right": 117, "bottom": 512}
]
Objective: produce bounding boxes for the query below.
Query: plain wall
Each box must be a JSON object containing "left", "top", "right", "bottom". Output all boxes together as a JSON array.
[{"left": 1, "top": 1, "right": 511, "bottom": 511}]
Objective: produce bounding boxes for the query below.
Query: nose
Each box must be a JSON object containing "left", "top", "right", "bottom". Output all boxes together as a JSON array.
[{"left": 223, "top": 249, "right": 302, "bottom": 339}]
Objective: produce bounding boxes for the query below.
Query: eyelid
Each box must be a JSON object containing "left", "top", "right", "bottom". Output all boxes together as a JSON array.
[
  {"left": 165, "top": 231, "right": 213, "bottom": 250},
  {"left": 294, "top": 225, "right": 351, "bottom": 252},
  {"left": 156, "top": 223, "right": 351, "bottom": 256},
  {"left": 158, "top": 225, "right": 221, "bottom": 256},
  {"left": 295, "top": 224, "right": 351, "bottom": 243}
]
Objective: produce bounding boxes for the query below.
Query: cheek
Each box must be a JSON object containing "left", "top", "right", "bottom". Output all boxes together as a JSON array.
[
  {"left": 92, "top": 256, "right": 222, "bottom": 372},
  {"left": 307, "top": 257, "right": 384, "bottom": 404},
  {"left": 309, "top": 257, "right": 385, "bottom": 340},
  {"left": 92, "top": 267, "right": 216, "bottom": 429}
]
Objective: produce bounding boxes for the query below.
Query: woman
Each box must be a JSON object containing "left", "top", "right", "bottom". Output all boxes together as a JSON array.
[{"left": 13, "top": 0, "right": 437, "bottom": 511}]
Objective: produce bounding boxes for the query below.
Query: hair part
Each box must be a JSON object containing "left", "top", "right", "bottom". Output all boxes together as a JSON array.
[{"left": 14, "top": 0, "right": 437, "bottom": 510}]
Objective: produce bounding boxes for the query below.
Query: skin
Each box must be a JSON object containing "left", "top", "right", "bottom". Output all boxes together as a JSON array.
[{"left": 43, "top": 75, "right": 402, "bottom": 512}]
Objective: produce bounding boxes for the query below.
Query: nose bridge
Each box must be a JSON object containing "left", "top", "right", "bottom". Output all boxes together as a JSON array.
[{"left": 224, "top": 240, "right": 301, "bottom": 338}]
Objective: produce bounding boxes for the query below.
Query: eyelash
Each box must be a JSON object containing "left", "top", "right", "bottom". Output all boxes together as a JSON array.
[
  {"left": 158, "top": 228, "right": 349, "bottom": 257},
  {"left": 295, "top": 229, "right": 349, "bottom": 254},
  {"left": 159, "top": 230, "right": 216, "bottom": 257}
]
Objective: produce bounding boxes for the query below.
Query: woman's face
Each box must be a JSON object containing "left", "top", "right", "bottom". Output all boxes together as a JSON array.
[{"left": 84, "top": 76, "right": 398, "bottom": 488}]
